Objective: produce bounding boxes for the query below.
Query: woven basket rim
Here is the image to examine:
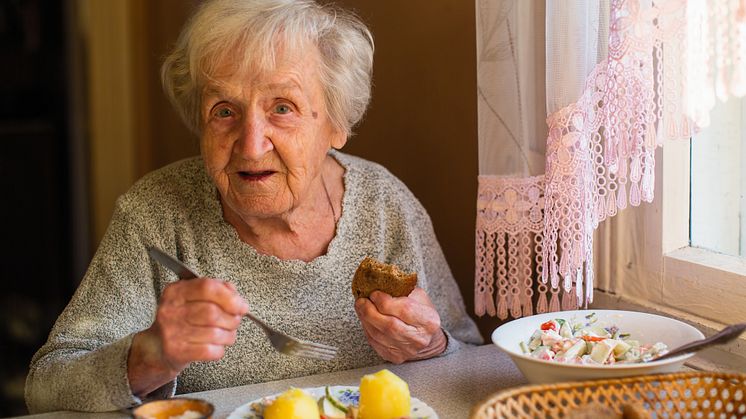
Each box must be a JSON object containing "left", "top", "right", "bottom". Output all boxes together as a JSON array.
[{"left": 470, "top": 371, "right": 746, "bottom": 418}]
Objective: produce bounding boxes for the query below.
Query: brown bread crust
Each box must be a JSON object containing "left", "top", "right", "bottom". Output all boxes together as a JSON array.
[{"left": 351, "top": 257, "right": 418, "bottom": 299}]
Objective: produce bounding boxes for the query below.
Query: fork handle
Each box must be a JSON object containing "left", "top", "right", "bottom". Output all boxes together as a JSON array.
[
  {"left": 243, "top": 312, "right": 274, "bottom": 335},
  {"left": 655, "top": 323, "right": 746, "bottom": 361}
]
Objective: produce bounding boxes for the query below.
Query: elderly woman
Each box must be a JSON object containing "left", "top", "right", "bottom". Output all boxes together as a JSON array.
[{"left": 25, "top": 0, "right": 482, "bottom": 413}]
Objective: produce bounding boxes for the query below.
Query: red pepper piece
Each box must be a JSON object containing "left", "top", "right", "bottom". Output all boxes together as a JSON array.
[{"left": 540, "top": 321, "right": 557, "bottom": 331}]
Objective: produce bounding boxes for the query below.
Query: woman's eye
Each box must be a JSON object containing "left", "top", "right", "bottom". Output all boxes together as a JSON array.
[
  {"left": 215, "top": 108, "right": 233, "bottom": 118},
  {"left": 274, "top": 104, "right": 292, "bottom": 114}
]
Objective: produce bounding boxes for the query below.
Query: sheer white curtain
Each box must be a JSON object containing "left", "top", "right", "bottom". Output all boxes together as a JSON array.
[
  {"left": 475, "top": 0, "right": 746, "bottom": 320},
  {"left": 475, "top": 0, "right": 548, "bottom": 319},
  {"left": 476, "top": 0, "right": 546, "bottom": 178}
]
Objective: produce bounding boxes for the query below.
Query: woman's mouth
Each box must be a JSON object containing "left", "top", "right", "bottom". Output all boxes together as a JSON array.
[{"left": 237, "top": 170, "right": 275, "bottom": 181}]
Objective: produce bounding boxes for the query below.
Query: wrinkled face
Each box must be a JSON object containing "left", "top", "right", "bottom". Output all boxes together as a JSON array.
[{"left": 200, "top": 47, "right": 346, "bottom": 220}]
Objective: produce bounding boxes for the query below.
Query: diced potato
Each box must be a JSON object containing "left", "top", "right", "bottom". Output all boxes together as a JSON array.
[
  {"left": 589, "top": 325, "right": 611, "bottom": 338},
  {"left": 613, "top": 340, "right": 631, "bottom": 357},
  {"left": 264, "top": 388, "right": 319, "bottom": 419},
  {"left": 557, "top": 340, "right": 587, "bottom": 361},
  {"left": 359, "top": 369, "right": 410, "bottom": 419},
  {"left": 541, "top": 329, "right": 564, "bottom": 347},
  {"left": 624, "top": 346, "right": 642, "bottom": 361},
  {"left": 589, "top": 339, "right": 616, "bottom": 363},
  {"left": 531, "top": 346, "right": 556, "bottom": 361}
]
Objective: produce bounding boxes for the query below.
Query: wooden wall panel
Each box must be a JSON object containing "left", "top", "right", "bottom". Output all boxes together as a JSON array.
[{"left": 82, "top": 0, "right": 139, "bottom": 244}]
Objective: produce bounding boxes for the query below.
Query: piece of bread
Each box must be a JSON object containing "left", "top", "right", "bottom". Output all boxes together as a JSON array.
[
  {"left": 352, "top": 257, "right": 418, "bottom": 299},
  {"left": 621, "top": 402, "right": 649, "bottom": 419}
]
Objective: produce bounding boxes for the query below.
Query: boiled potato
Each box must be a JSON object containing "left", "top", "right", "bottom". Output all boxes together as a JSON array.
[
  {"left": 264, "top": 388, "right": 319, "bottom": 419},
  {"left": 358, "top": 369, "right": 410, "bottom": 419}
]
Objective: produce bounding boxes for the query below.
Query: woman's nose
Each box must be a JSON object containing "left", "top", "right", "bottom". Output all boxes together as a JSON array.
[{"left": 234, "top": 114, "right": 273, "bottom": 160}]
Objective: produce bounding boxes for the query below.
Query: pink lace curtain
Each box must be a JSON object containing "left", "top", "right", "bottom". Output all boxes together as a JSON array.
[{"left": 475, "top": 0, "right": 746, "bottom": 320}]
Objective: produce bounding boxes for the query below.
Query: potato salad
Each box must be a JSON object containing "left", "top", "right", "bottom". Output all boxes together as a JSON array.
[{"left": 521, "top": 313, "right": 669, "bottom": 364}]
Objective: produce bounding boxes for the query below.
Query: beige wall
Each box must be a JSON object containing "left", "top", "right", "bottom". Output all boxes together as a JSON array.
[
  {"left": 335, "top": 1, "right": 493, "bottom": 337},
  {"left": 86, "top": 0, "right": 494, "bottom": 338},
  {"left": 82, "top": 0, "right": 198, "bottom": 245}
]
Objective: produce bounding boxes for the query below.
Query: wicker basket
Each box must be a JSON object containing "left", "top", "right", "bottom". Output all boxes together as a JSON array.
[{"left": 470, "top": 372, "right": 746, "bottom": 418}]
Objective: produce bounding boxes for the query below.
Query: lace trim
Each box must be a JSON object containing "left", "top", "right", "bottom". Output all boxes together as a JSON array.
[{"left": 476, "top": 176, "right": 578, "bottom": 319}]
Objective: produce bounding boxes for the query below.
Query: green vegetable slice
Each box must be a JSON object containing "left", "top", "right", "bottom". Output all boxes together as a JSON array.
[{"left": 325, "top": 386, "right": 348, "bottom": 414}]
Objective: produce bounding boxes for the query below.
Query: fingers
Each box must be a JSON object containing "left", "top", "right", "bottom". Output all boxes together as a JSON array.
[
  {"left": 355, "top": 298, "right": 429, "bottom": 360},
  {"left": 405, "top": 287, "right": 434, "bottom": 305},
  {"left": 367, "top": 288, "right": 440, "bottom": 330},
  {"left": 355, "top": 288, "right": 446, "bottom": 363},
  {"left": 363, "top": 330, "right": 409, "bottom": 364},
  {"left": 162, "top": 324, "right": 238, "bottom": 347},
  {"left": 154, "top": 320, "right": 238, "bottom": 366},
  {"left": 169, "top": 277, "right": 249, "bottom": 316},
  {"left": 356, "top": 312, "right": 411, "bottom": 364},
  {"left": 355, "top": 298, "right": 421, "bottom": 340},
  {"left": 184, "top": 302, "right": 243, "bottom": 330},
  {"left": 161, "top": 341, "right": 229, "bottom": 364},
  {"left": 153, "top": 278, "right": 247, "bottom": 367}
]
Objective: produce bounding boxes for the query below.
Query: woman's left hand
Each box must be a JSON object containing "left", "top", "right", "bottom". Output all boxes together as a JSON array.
[{"left": 354, "top": 287, "right": 447, "bottom": 364}]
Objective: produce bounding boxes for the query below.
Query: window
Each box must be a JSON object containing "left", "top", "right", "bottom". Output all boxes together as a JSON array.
[
  {"left": 691, "top": 97, "right": 746, "bottom": 257},
  {"left": 593, "top": 98, "right": 746, "bottom": 371}
]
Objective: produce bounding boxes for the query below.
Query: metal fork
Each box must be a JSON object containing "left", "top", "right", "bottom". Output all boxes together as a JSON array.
[
  {"left": 651, "top": 322, "right": 746, "bottom": 362},
  {"left": 146, "top": 246, "right": 338, "bottom": 361}
]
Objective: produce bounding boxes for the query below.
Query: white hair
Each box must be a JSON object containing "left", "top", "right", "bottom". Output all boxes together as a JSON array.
[{"left": 161, "top": 0, "right": 374, "bottom": 137}]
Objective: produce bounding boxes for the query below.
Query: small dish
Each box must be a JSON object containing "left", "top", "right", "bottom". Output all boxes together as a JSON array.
[{"left": 132, "top": 398, "right": 214, "bottom": 419}]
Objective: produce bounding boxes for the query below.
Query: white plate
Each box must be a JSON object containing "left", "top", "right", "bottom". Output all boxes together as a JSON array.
[{"left": 227, "top": 385, "right": 438, "bottom": 419}]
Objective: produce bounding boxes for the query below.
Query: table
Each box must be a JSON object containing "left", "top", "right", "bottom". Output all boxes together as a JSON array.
[{"left": 16, "top": 344, "right": 527, "bottom": 419}]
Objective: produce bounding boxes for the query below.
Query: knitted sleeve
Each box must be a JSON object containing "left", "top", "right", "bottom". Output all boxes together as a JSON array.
[{"left": 25, "top": 196, "right": 175, "bottom": 413}]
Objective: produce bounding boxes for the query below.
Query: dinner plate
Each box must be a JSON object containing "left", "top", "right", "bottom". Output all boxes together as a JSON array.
[{"left": 227, "top": 385, "right": 438, "bottom": 419}]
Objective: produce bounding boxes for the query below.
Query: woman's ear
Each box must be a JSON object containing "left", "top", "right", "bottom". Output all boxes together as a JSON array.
[{"left": 330, "top": 129, "right": 348, "bottom": 150}]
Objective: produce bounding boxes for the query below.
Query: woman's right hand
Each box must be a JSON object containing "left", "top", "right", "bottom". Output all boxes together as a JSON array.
[{"left": 127, "top": 278, "right": 249, "bottom": 397}]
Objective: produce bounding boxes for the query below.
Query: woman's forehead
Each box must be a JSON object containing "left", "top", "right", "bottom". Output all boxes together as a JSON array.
[{"left": 203, "top": 45, "right": 322, "bottom": 94}]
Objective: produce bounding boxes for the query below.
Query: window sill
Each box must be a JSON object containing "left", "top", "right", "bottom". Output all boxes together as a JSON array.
[
  {"left": 660, "top": 247, "right": 746, "bottom": 322},
  {"left": 666, "top": 246, "right": 746, "bottom": 277}
]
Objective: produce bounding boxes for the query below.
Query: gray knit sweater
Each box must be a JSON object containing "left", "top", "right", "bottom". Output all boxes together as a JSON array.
[{"left": 25, "top": 151, "right": 483, "bottom": 413}]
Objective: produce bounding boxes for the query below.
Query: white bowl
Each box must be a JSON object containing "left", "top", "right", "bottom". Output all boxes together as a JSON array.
[{"left": 491, "top": 309, "right": 705, "bottom": 384}]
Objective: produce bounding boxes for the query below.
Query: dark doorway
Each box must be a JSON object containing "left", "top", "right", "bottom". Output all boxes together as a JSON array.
[{"left": 0, "top": 0, "right": 81, "bottom": 415}]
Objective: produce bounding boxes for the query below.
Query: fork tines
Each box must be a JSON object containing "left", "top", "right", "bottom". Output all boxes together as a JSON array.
[{"left": 286, "top": 341, "right": 338, "bottom": 361}]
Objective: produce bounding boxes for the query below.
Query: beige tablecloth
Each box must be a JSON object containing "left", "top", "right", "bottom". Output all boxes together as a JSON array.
[{"left": 17, "top": 344, "right": 527, "bottom": 419}]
